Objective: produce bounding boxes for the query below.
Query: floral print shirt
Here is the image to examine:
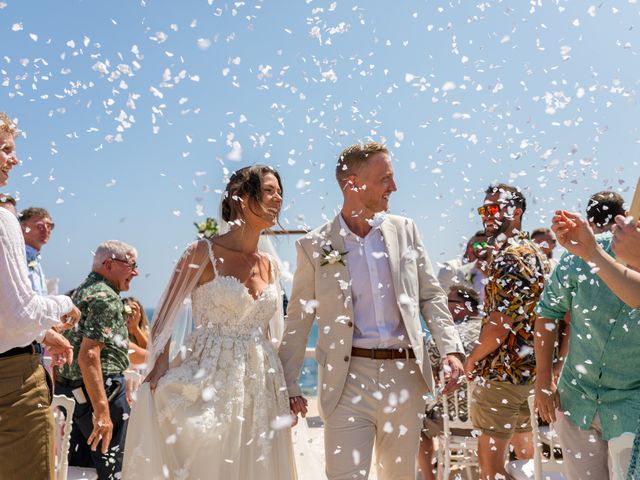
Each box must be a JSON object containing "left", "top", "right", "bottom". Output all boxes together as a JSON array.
[
  {"left": 476, "top": 232, "right": 547, "bottom": 385},
  {"left": 58, "top": 272, "right": 130, "bottom": 380}
]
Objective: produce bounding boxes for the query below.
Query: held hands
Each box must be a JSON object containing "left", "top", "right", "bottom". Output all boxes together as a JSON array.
[
  {"left": 42, "top": 329, "right": 73, "bottom": 366},
  {"left": 144, "top": 359, "right": 169, "bottom": 392},
  {"left": 289, "top": 395, "right": 308, "bottom": 426},
  {"left": 551, "top": 210, "right": 598, "bottom": 260},
  {"left": 441, "top": 354, "right": 465, "bottom": 395},
  {"left": 88, "top": 410, "right": 113, "bottom": 454}
]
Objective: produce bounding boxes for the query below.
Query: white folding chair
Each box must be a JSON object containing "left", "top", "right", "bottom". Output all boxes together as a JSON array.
[
  {"left": 436, "top": 372, "right": 479, "bottom": 480},
  {"left": 51, "top": 394, "right": 98, "bottom": 480},
  {"left": 506, "top": 395, "right": 565, "bottom": 480}
]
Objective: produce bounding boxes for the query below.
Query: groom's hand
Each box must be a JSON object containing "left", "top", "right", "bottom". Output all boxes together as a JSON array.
[
  {"left": 289, "top": 395, "right": 308, "bottom": 418},
  {"left": 441, "top": 354, "right": 465, "bottom": 395}
]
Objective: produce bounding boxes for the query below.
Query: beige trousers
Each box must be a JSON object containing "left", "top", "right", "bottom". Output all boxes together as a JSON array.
[
  {"left": 554, "top": 409, "right": 632, "bottom": 480},
  {"left": 0, "top": 353, "right": 55, "bottom": 480},
  {"left": 323, "top": 356, "right": 429, "bottom": 480}
]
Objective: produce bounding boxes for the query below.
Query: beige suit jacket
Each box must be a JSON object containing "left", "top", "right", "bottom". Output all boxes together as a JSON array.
[{"left": 278, "top": 214, "right": 464, "bottom": 419}]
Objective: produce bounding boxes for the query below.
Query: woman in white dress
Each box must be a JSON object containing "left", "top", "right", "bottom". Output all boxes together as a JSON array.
[{"left": 123, "top": 165, "right": 297, "bottom": 479}]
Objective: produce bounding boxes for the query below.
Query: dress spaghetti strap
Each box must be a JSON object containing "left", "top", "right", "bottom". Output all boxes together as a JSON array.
[{"left": 204, "top": 239, "right": 219, "bottom": 276}]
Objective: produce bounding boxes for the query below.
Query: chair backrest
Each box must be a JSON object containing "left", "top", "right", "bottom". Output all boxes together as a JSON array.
[
  {"left": 609, "top": 432, "right": 635, "bottom": 480},
  {"left": 51, "top": 394, "right": 76, "bottom": 480},
  {"left": 527, "top": 395, "right": 565, "bottom": 479},
  {"left": 440, "top": 371, "right": 475, "bottom": 432}
]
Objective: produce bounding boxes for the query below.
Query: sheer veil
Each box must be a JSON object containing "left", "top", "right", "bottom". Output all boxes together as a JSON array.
[{"left": 146, "top": 197, "right": 286, "bottom": 373}]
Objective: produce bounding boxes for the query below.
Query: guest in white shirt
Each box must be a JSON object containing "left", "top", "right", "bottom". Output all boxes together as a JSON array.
[
  {"left": 0, "top": 192, "right": 17, "bottom": 216},
  {"left": 0, "top": 111, "right": 80, "bottom": 480},
  {"left": 437, "top": 229, "right": 488, "bottom": 299},
  {"left": 20, "top": 206, "right": 55, "bottom": 295}
]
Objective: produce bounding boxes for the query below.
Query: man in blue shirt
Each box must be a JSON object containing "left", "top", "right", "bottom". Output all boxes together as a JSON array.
[{"left": 20, "top": 207, "right": 55, "bottom": 295}]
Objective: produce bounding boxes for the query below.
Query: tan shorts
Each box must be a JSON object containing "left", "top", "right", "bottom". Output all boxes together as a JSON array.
[{"left": 469, "top": 379, "right": 533, "bottom": 439}]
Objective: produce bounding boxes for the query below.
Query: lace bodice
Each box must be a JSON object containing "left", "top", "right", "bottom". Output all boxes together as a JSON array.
[{"left": 191, "top": 275, "right": 278, "bottom": 336}]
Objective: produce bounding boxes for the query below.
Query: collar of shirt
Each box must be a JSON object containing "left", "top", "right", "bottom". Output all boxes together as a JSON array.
[
  {"left": 25, "top": 244, "right": 41, "bottom": 264},
  {"left": 87, "top": 271, "right": 121, "bottom": 295},
  {"left": 339, "top": 212, "right": 386, "bottom": 242},
  {"left": 493, "top": 230, "right": 530, "bottom": 252}
]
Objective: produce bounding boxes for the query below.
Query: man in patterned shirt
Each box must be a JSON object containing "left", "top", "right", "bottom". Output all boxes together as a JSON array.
[
  {"left": 464, "top": 183, "right": 547, "bottom": 480},
  {"left": 56, "top": 240, "right": 140, "bottom": 480}
]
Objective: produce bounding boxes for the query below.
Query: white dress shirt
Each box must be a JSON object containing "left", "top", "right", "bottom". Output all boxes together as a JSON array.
[
  {"left": 0, "top": 208, "right": 72, "bottom": 353},
  {"left": 339, "top": 214, "right": 409, "bottom": 349}
]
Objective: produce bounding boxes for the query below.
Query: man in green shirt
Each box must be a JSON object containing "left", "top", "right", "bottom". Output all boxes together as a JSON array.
[
  {"left": 56, "top": 240, "right": 140, "bottom": 480},
  {"left": 534, "top": 231, "right": 640, "bottom": 480}
]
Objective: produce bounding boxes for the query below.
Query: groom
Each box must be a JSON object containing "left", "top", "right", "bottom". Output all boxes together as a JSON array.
[{"left": 279, "top": 142, "right": 464, "bottom": 479}]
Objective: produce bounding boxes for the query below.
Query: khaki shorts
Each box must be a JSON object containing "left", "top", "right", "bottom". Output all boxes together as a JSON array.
[{"left": 469, "top": 379, "right": 533, "bottom": 439}]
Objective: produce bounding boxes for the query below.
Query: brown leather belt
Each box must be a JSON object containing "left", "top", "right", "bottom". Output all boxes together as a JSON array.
[
  {"left": 0, "top": 341, "right": 42, "bottom": 359},
  {"left": 351, "top": 347, "right": 415, "bottom": 360}
]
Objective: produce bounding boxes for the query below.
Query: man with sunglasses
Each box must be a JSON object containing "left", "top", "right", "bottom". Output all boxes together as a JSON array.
[
  {"left": 20, "top": 207, "right": 56, "bottom": 295},
  {"left": 465, "top": 183, "right": 547, "bottom": 480},
  {"left": 56, "top": 240, "right": 141, "bottom": 479}
]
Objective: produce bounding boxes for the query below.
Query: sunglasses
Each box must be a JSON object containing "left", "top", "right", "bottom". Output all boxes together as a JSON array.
[
  {"left": 477, "top": 204, "right": 501, "bottom": 217},
  {"left": 472, "top": 241, "right": 489, "bottom": 249},
  {"left": 111, "top": 258, "right": 139, "bottom": 271}
]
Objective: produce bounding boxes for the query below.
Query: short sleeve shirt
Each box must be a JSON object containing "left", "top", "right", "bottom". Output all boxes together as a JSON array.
[
  {"left": 476, "top": 232, "right": 547, "bottom": 385},
  {"left": 57, "top": 272, "right": 130, "bottom": 381},
  {"left": 535, "top": 233, "right": 640, "bottom": 440}
]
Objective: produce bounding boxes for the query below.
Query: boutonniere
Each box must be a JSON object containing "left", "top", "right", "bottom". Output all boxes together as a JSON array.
[
  {"left": 320, "top": 246, "right": 348, "bottom": 266},
  {"left": 27, "top": 258, "right": 39, "bottom": 269}
]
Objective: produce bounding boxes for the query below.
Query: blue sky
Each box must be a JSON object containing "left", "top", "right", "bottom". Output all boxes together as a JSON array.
[{"left": 2, "top": 0, "right": 639, "bottom": 307}]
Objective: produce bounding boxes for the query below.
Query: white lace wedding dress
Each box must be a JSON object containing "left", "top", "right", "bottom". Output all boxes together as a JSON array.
[{"left": 122, "top": 251, "right": 297, "bottom": 480}]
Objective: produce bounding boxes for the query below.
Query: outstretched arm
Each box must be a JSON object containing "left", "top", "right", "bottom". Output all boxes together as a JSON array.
[{"left": 552, "top": 211, "right": 640, "bottom": 308}]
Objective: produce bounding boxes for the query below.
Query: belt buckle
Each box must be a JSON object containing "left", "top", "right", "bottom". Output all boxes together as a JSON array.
[{"left": 370, "top": 348, "right": 377, "bottom": 360}]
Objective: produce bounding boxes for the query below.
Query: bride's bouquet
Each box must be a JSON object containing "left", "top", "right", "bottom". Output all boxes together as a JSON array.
[{"left": 194, "top": 217, "right": 219, "bottom": 239}]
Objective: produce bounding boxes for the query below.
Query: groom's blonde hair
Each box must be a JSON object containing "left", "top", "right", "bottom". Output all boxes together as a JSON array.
[
  {"left": 335, "top": 142, "right": 388, "bottom": 188},
  {"left": 0, "top": 112, "right": 17, "bottom": 136}
]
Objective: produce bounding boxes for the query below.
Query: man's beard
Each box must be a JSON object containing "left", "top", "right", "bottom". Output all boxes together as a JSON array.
[{"left": 486, "top": 216, "right": 512, "bottom": 240}]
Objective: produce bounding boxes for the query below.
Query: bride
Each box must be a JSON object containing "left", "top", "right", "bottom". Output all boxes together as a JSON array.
[{"left": 123, "top": 165, "right": 297, "bottom": 479}]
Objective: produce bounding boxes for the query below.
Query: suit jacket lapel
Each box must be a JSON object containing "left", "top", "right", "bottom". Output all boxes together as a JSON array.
[
  {"left": 328, "top": 216, "right": 355, "bottom": 312},
  {"left": 379, "top": 219, "right": 401, "bottom": 298}
]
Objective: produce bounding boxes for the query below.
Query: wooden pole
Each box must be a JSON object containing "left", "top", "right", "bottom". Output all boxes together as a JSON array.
[
  {"left": 629, "top": 177, "right": 640, "bottom": 220},
  {"left": 619, "top": 177, "right": 640, "bottom": 266},
  {"left": 263, "top": 229, "right": 309, "bottom": 236}
]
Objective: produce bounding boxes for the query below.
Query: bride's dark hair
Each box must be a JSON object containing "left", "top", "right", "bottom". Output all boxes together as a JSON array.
[{"left": 221, "top": 165, "right": 283, "bottom": 224}]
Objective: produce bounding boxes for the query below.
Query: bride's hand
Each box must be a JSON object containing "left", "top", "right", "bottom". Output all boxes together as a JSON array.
[{"left": 144, "top": 360, "right": 169, "bottom": 392}]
